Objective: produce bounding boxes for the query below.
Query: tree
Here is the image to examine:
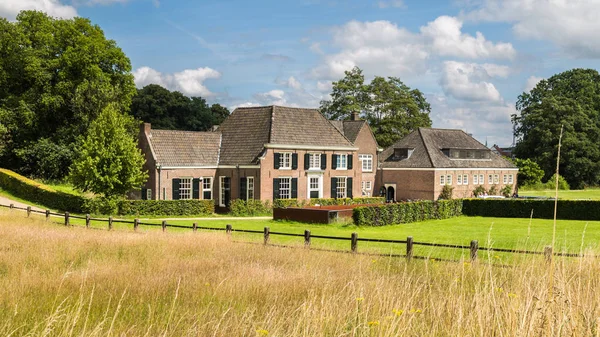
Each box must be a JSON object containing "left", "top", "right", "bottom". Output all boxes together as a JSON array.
[
  {"left": 69, "top": 105, "right": 147, "bottom": 197},
  {"left": 512, "top": 158, "right": 544, "bottom": 187},
  {"left": 0, "top": 11, "right": 136, "bottom": 179},
  {"left": 129, "top": 84, "right": 230, "bottom": 131},
  {"left": 320, "top": 66, "right": 432, "bottom": 147},
  {"left": 512, "top": 69, "right": 600, "bottom": 189}
]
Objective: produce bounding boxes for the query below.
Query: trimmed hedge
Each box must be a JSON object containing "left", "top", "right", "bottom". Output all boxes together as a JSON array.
[
  {"left": 462, "top": 198, "right": 600, "bottom": 220},
  {"left": 0, "top": 168, "right": 86, "bottom": 212},
  {"left": 83, "top": 198, "right": 215, "bottom": 216},
  {"left": 273, "top": 197, "right": 385, "bottom": 209},
  {"left": 353, "top": 200, "right": 463, "bottom": 226},
  {"left": 229, "top": 199, "right": 272, "bottom": 216}
]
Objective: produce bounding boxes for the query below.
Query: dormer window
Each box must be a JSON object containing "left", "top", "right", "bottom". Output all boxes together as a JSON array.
[
  {"left": 442, "top": 148, "right": 491, "bottom": 160},
  {"left": 393, "top": 148, "right": 413, "bottom": 160}
]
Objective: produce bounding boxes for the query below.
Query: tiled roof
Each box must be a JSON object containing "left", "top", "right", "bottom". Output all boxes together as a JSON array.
[
  {"left": 381, "top": 128, "right": 517, "bottom": 169},
  {"left": 329, "top": 120, "right": 368, "bottom": 143},
  {"left": 149, "top": 130, "right": 221, "bottom": 167},
  {"left": 217, "top": 106, "right": 272, "bottom": 165}
]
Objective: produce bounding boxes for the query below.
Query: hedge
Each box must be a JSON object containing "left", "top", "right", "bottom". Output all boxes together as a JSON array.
[
  {"left": 0, "top": 168, "right": 86, "bottom": 212},
  {"left": 273, "top": 197, "right": 385, "bottom": 209},
  {"left": 229, "top": 199, "right": 272, "bottom": 216},
  {"left": 462, "top": 198, "right": 600, "bottom": 220},
  {"left": 353, "top": 199, "right": 463, "bottom": 226},
  {"left": 83, "top": 198, "right": 215, "bottom": 216}
]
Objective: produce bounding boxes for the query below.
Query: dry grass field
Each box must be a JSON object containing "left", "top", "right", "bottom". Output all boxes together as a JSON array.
[{"left": 2, "top": 210, "right": 600, "bottom": 336}]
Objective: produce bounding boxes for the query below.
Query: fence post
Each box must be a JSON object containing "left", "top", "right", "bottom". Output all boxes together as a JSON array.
[
  {"left": 10, "top": 203, "right": 13, "bottom": 211},
  {"left": 226, "top": 224, "right": 232, "bottom": 236},
  {"left": 45, "top": 209, "right": 50, "bottom": 221},
  {"left": 64, "top": 212, "right": 69, "bottom": 226},
  {"left": 134, "top": 218, "right": 139, "bottom": 232},
  {"left": 470, "top": 240, "right": 478, "bottom": 262},
  {"left": 85, "top": 214, "right": 90, "bottom": 228},
  {"left": 26, "top": 206, "right": 31, "bottom": 217},
  {"left": 108, "top": 216, "right": 113, "bottom": 230},
  {"left": 406, "top": 236, "right": 413, "bottom": 260},
  {"left": 162, "top": 220, "right": 167, "bottom": 232},
  {"left": 193, "top": 222, "right": 198, "bottom": 232},
  {"left": 544, "top": 246, "right": 553, "bottom": 263},
  {"left": 351, "top": 232, "right": 358, "bottom": 253},
  {"left": 304, "top": 230, "right": 311, "bottom": 248},
  {"left": 264, "top": 227, "right": 270, "bottom": 245}
]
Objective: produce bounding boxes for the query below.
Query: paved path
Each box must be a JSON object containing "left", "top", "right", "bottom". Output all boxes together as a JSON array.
[{"left": 0, "top": 195, "right": 45, "bottom": 212}]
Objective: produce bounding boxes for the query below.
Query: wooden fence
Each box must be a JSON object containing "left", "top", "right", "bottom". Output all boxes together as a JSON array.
[{"left": 0, "top": 203, "right": 590, "bottom": 263}]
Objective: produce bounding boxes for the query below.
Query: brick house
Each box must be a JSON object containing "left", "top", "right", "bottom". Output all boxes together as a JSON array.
[
  {"left": 377, "top": 128, "right": 518, "bottom": 201},
  {"left": 139, "top": 105, "right": 380, "bottom": 207}
]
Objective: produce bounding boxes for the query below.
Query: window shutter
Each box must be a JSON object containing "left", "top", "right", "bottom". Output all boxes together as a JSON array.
[
  {"left": 330, "top": 177, "right": 337, "bottom": 198},
  {"left": 273, "top": 178, "right": 280, "bottom": 200},
  {"left": 172, "top": 178, "right": 181, "bottom": 200},
  {"left": 192, "top": 178, "right": 200, "bottom": 199},
  {"left": 224, "top": 177, "right": 231, "bottom": 206},
  {"left": 332, "top": 154, "right": 338, "bottom": 169},
  {"left": 347, "top": 177, "right": 353, "bottom": 198},
  {"left": 291, "top": 178, "right": 298, "bottom": 199},
  {"left": 274, "top": 153, "right": 280, "bottom": 169},
  {"left": 304, "top": 153, "right": 310, "bottom": 170},
  {"left": 347, "top": 154, "right": 353, "bottom": 169},
  {"left": 292, "top": 153, "right": 298, "bottom": 170},
  {"left": 240, "top": 177, "right": 247, "bottom": 200},
  {"left": 321, "top": 154, "right": 327, "bottom": 170},
  {"left": 141, "top": 187, "right": 147, "bottom": 200}
]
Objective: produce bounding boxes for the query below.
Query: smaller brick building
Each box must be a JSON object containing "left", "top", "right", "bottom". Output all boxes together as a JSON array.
[{"left": 377, "top": 128, "right": 518, "bottom": 201}]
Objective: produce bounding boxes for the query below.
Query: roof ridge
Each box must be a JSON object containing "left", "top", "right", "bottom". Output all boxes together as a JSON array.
[
  {"left": 151, "top": 129, "right": 221, "bottom": 135},
  {"left": 418, "top": 128, "right": 435, "bottom": 167}
]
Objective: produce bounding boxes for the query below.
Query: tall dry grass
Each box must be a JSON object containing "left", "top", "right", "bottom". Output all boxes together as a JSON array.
[{"left": 1, "top": 210, "right": 600, "bottom": 336}]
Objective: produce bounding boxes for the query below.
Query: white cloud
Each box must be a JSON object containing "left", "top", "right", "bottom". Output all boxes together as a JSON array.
[
  {"left": 440, "top": 61, "right": 510, "bottom": 102},
  {"left": 463, "top": 0, "right": 600, "bottom": 57},
  {"left": 71, "top": 0, "right": 128, "bottom": 5},
  {"left": 286, "top": 76, "right": 302, "bottom": 90},
  {"left": 377, "top": 0, "right": 405, "bottom": 8},
  {"left": 254, "top": 89, "right": 291, "bottom": 106},
  {"left": 309, "top": 42, "right": 323, "bottom": 54},
  {"left": 133, "top": 66, "right": 221, "bottom": 97},
  {"left": 0, "top": 0, "right": 77, "bottom": 20},
  {"left": 524, "top": 75, "right": 544, "bottom": 92},
  {"left": 420, "top": 16, "right": 515, "bottom": 60},
  {"left": 316, "top": 80, "right": 332, "bottom": 92}
]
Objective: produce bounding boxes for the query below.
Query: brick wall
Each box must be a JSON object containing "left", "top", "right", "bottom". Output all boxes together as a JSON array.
[{"left": 353, "top": 124, "right": 379, "bottom": 197}]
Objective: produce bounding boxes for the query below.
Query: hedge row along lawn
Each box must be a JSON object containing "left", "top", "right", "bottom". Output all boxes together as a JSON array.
[{"left": 519, "top": 188, "right": 600, "bottom": 200}]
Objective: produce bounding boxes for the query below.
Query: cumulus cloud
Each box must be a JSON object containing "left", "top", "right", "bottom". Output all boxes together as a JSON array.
[
  {"left": 0, "top": 0, "right": 77, "bottom": 20},
  {"left": 286, "top": 76, "right": 302, "bottom": 90},
  {"left": 133, "top": 66, "right": 221, "bottom": 97},
  {"left": 463, "top": 0, "right": 600, "bottom": 58},
  {"left": 524, "top": 75, "right": 544, "bottom": 92},
  {"left": 253, "top": 90, "right": 290, "bottom": 106},
  {"left": 440, "top": 61, "right": 510, "bottom": 102}
]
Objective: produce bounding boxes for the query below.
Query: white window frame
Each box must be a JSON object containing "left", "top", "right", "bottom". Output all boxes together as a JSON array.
[
  {"left": 219, "top": 176, "right": 227, "bottom": 207},
  {"left": 361, "top": 181, "right": 372, "bottom": 196},
  {"left": 440, "top": 175, "right": 445, "bottom": 185},
  {"left": 279, "top": 152, "right": 292, "bottom": 170},
  {"left": 508, "top": 174, "right": 514, "bottom": 184},
  {"left": 279, "top": 177, "right": 291, "bottom": 199},
  {"left": 488, "top": 174, "right": 493, "bottom": 184},
  {"left": 463, "top": 174, "right": 468, "bottom": 185},
  {"left": 479, "top": 175, "right": 484, "bottom": 185},
  {"left": 247, "top": 176, "right": 254, "bottom": 200},
  {"left": 457, "top": 175, "right": 462, "bottom": 185},
  {"left": 307, "top": 175, "right": 322, "bottom": 199},
  {"left": 503, "top": 174, "right": 508, "bottom": 184},
  {"left": 336, "top": 154, "right": 348, "bottom": 170},
  {"left": 146, "top": 188, "right": 152, "bottom": 200},
  {"left": 473, "top": 174, "right": 478, "bottom": 185},
  {"left": 494, "top": 174, "right": 499, "bottom": 184},
  {"left": 358, "top": 154, "right": 373, "bottom": 172},
  {"left": 308, "top": 153, "right": 321, "bottom": 170},
  {"left": 179, "top": 178, "right": 192, "bottom": 200},
  {"left": 336, "top": 177, "right": 347, "bottom": 198},
  {"left": 446, "top": 175, "right": 452, "bottom": 185},
  {"left": 202, "top": 177, "right": 212, "bottom": 200}
]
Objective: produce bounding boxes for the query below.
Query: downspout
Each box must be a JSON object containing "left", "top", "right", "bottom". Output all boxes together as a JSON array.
[{"left": 157, "top": 164, "right": 161, "bottom": 200}]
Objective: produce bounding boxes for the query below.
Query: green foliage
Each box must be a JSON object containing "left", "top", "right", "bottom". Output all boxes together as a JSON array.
[
  {"left": 69, "top": 105, "right": 148, "bottom": 197},
  {"left": 513, "top": 68, "right": 600, "bottom": 189},
  {"left": 272, "top": 197, "right": 385, "bottom": 209},
  {"left": 83, "top": 198, "right": 214, "bottom": 216},
  {"left": 0, "top": 11, "right": 136, "bottom": 180},
  {"left": 488, "top": 185, "right": 498, "bottom": 196},
  {"left": 544, "top": 174, "right": 570, "bottom": 190},
  {"left": 229, "top": 199, "right": 272, "bottom": 216},
  {"left": 130, "top": 84, "right": 229, "bottom": 131},
  {"left": 320, "top": 66, "right": 432, "bottom": 148},
  {"left": 438, "top": 185, "right": 454, "bottom": 200},
  {"left": 472, "top": 185, "right": 486, "bottom": 197},
  {"left": 512, "top": 158, "right": 544, "bottom": 187},
  {"left": 462, "top": 199, "right": 600, "bottom": 220},
  {"left": 501, "top": 185, "right": 513, "bottom": 198},
  {"left": 352, "top": 200, "right": 463, "bottom": 226},
  {"left": 0, "top": 168, "right": 85, "bottom": 212}
]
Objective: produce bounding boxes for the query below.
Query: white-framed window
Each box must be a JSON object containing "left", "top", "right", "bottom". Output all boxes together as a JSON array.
[
  {"left": 179, "top": 178, "right": 192, "bottom": 200},
  {"left": 279, "top": 177, "right": 291, "bottom": 199},
  {"left": 473, "top": 174, "right": 479, "bottom": 185},
  {"left": 503, "top": 174, "right": 508, "bottom": 184},
  {"left": 146, "top": 189, "right": 152, "bottom": 200},
  {"left": 336, "top": 177, "right": 347, "bottom": 198},
  {"left": 488, "top": 174, "right": 493, "bottom": 184},
  {"left": 202, "top": 177, "right": 212, "bottom": 200},
  {"left": 219, "top": 176, "right": 230, "bottom": 207},
  {"left": 508, "top": 174, "right": 514, "bottom": 184},
  {"left": 361, "top": 181, "right": 372, "bottom": 196},
  {"left": 279, "top": 152, "right": 292, "bottom": 169},
  {"left": 479, "top": 175, "right": 484, "bottom": 185},
  {"left": 494, "top": 174, "right": 499, "bottom": 184},
  {"left": 446, "top": 175, "right": 452, "bottom": 185},
  {"left": 308, "top": 176, "right": 322, "bottom": 199},
  {"left": 247, "top": 177, "right": 254, "bottom": 200},
  {"left": 440, "top": 175, "right": 445, "bottom": 185},
  {"left": 463, "top": 174, "right": 468, "bottom": 185},
  {"left": 336, "top": 154, "right": 348, "bottom": 169},
  {"left": 358, "top": 154, "right": 373, "bottom": 172},
  {"left": 308, "top": 153, "right": 321, "bottom": 170},
  {"left": 457, "top": 175, "right": 462, "bottom": 185}
]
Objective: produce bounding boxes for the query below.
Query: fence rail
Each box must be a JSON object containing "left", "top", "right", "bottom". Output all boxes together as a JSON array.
[{"left": 0, "top": 202, "right": 596, "bottom": 262}]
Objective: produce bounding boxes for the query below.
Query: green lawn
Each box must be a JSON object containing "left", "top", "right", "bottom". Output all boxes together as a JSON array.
[{"left": 519, "top": 188, "right": 600, "bottom": 200}]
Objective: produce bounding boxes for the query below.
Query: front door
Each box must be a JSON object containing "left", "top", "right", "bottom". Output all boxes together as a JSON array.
[
  {"left": 386, "top": 186, "right": 395, "bottom": 202},
  {"left": 307, "top": 175, "right": 322, "bottom": 199},
  {"left": 219, "top": 176, "right": 231, "bottom": 207}
]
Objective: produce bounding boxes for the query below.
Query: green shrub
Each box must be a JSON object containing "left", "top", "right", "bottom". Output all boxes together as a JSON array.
[
  {"left": 488, "top": 185, "right": 498, "bottom": 196},
  {"left": 83, "top": 196, "right": 122, "bottom": 215},
  {"left": 438, "top": 185, "right": 453, "bottom": 200},
  {"left": 462, "top": 199, "right": 600, "bottom": 220},
  {"left": 272, "top": 197, "right": 385, "bottom": 209},
  {"left": 82, "top": 198, "right": 214, "bottom": 216},
  {"left": 545, "top": 174, "right": 570, "bottom": 190},
  {"left": 472, "top": 185, "right": 486, "bottom": 197},
  {"left": 0, "top": 168, "right": 86, "bottom": 212},
  {"left": 352, "top": 200, "right": 463, "bottom": 226},
  {"left": 229, "top": 199, "right": 272, "bottom": 216},
  {"left": 501, "top": 185, "right": 513, "bottom": 198}
]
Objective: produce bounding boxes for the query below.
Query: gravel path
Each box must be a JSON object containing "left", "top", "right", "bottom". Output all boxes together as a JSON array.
[{"left": 0, "top": 195, "right": 45, "bottom": 212}]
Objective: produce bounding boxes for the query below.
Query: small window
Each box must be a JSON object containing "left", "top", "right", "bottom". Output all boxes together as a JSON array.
[
  {"left": 446, "top": 175, "right": 452, "bottom": 185},
  {"left": 179, "top": 178, "right": 192, "bottom": 200},
  {"left": 336, "top": 154, "right": 348, "bottom": 169},
  {"left": 279, "top": 152, "right": 292, "bottom": 169},
  {"left": 394, "top": 148, "right": 409, "bottom": 160},
  {"left": 202, "top": 177, "right": 212, "bottom": 200},
  {"left": 146, "top": 188, "right": 152, "bottom": 200},
  {"left": 488, "top": 174, "right": 493, "bottom": 184},
  {"left": 473, "top": 174, "right": 478, "bottom": 185},
  {"left": 457, "top": 175, "right": 462, "bottom": 185},
  {"left": 361, "top": 181, "right": 372, "bottom": 196},
  {"left": 359, "top": 154, "right": 373, "bottom": 172},
  {"left": 440, "top": 175, "right": 445, "bottom": 185},
  {"left": 479, "top": 175, "right": 484, "bottom": 184},
  {"left": 336, "top": 177, "right": 347, "bottom": 198},
  {"left": 279, "top": 177, "right": 291, "bottom": 199},
  {"left": 247, "top": 177, "right": 254, "bottom": 200},
  {"left": 494, "top": 174, "right": 499, "bottom": 184},
  {"left": 308, "top": 153, "right": 321, "bottom": 170},
  {"left": 508, "top": 174, "right": 514, "bottom": 184},
  {"left": 503, "top": 174, "right": 507, "bottom": 184},
  {"left": 463, "top": 174, "right": 468, "bottom": 185}
]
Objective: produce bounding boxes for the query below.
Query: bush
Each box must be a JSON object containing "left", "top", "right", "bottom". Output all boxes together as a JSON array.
[
  {"left": 438, "top": 185, "right": 453, "bottom": 200},
  {"left": 462, "top": 199, "right": 600, "bottom": 220},
  {"left": 83, "top": 198, "right": 214, "bottom": 216},
  {"left": 0, "top": 168, "right": 86, "bottom": 212},
  {"left": 472, "top": 185, "right": 486, "bottom": 197},
  {"left": 352, "top": 199, "right": 463, "bottom": 226},
  {"left": 501, "top": 185, "right": 513, "bottom": 198},
  {"left": 229, "top": 199, "right": 272, "bottom": 216},
  {"left": 488, "top": 185, "right": 498, "bottom": 196},
  {"left": 544, "top": 174, "right": 570, "bottom": 190},
  {"left": 272, "top": 197, "right": 385, "bottom": 209}
]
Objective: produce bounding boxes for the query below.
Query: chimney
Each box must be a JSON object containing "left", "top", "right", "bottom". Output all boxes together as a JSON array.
[
  {"left": 140, "top": 122, "right": 151, "bottom": 135},
  {"left": 351, "top": 112, "right": 360, "bottom": 121}
]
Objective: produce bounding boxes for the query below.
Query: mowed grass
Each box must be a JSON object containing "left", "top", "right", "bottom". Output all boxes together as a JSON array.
[
  {"left": 2, "top": 211, "right": 600, "bottom": 336},
  {"left": 520, "top": 188, "right": 600, "bottom": 200}
]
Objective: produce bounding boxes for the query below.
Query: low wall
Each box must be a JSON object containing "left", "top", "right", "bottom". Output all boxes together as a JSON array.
[{"left": 274, "top": 207, "right": 353, "bottom": 224}]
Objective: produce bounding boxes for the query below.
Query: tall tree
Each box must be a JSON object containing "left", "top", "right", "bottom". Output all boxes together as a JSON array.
[
  {"left": 129, "top": 84, "right": 230, "bottom": 131},
  {"left": 0, "top": 11, "right": 136, "bottom": 179},
  {"left": 320, "top": 66, "right": 432, "bottom": 147},
  {"left": 69, "top": 105, "right": 147, "bottom": 197},
  {"left": 512, "top": 68, "right": 600, "bottom": 189}
]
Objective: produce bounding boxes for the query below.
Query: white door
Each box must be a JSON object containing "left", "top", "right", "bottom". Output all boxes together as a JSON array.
[{"left": 307, "top": 175, "right": 322, "bottom": 199}]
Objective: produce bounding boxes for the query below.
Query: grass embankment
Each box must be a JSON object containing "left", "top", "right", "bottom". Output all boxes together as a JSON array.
[
  {"left": 520, "top": 188, "right": 600, "bottom": 200},
  {"left": 1, "top": 212, "right": 600, "bottom": 336}
]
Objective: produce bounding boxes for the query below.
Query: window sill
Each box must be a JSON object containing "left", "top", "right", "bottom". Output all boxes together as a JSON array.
[{"left": 278, "top": 167, "right": 292, "bottom": 170}]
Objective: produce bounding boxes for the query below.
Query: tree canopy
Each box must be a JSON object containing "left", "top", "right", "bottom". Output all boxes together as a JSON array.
[
  {"left": 130, "top": 84, "right": 230, "bottom": 131},
  {"left": 512, "top": 68, "right": 600, "bottom": 189},
  {"left": 0, "top": 11, "right": 136, "bottom": 180},
  {"left": 320, "top": 67, "right": 432, "bottom": 148}
]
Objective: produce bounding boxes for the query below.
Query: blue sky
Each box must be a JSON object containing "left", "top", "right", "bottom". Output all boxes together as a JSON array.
[{"left": 2, "top": 0, "right": 600, "bottom": 146}]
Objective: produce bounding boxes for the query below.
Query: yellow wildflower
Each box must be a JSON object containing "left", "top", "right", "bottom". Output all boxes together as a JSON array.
[
  {"left": 256, "top": 329, "right": 269, "bottom": 336},
  {"left": 356, "top": 297, "right": 364, "bottom": 302},
  {"left": 496, "top": 287, "right": 503, "bottom": 293},
  {"left": 508, "top": 293, "right": 518, "bottom": 299},
  {"left": 392, "top": 309, "right": 404, "bottom": 316},
  {"left": 368, "top": 321, "right": 380, "bottom": 327}
]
